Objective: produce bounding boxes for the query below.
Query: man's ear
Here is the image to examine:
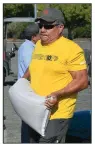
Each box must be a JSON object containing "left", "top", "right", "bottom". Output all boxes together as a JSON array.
[
  {"left": 31, "top": 35, "right": 36, "bottom": 41},
  {"left": 31, "top": 35, "right": 34, "bottom": 40},
  {"left": 58, "top": 25, "right": 64, "bottom": 34}
]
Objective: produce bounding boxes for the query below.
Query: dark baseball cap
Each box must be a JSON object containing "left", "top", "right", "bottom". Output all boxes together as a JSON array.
[{"left": 35, "top": 8, "right": 64, "bottom": 24}]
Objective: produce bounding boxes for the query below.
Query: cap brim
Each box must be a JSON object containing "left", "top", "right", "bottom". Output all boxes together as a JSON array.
[{"left": 35, "top": 16, "right": 55, "bottom": 23}]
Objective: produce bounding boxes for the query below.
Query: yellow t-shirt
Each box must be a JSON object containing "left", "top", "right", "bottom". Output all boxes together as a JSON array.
[{"left": 29, "top": 36, "right": 87, "bottom": 119}]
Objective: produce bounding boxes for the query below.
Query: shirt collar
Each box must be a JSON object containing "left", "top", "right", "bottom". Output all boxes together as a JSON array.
[{"left": 25, "top": 39, "right": 35, "bottom": 47}]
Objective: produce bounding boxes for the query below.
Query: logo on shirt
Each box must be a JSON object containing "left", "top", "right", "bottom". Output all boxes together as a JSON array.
[
  {"left": 43, "top": 10, "right": 49, "bottom": 15},
  {"left": 32, "top": 54, "right": 58, "bottom": 61}
]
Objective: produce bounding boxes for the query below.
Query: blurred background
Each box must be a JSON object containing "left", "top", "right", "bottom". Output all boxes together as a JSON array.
[{"left": 3, "top": 3, "right": 91, "bottom": 40}]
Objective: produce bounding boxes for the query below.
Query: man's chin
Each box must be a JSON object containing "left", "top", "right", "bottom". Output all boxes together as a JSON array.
[
  {"left": 41, "top": 38, "right": 48, "bottom": 44},
  {"left": 41, "top": 39, "right": 48, "bottom": 45}
]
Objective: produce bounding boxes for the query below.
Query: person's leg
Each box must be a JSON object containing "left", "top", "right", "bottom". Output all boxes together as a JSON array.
[
  {"left": 39, "top": 119, "right": 71, "bottom": 143},
  {"left": 29, "top": 127, "right": 40, "bottom": 143},
  {"left": 21, "top": 121, "right": 30, "bottom": 143}
]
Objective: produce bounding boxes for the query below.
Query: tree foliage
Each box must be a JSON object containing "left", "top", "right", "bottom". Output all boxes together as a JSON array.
[
  {"left": 3, "top": 4, "right": 34, "bottom": 17},
  {"left": 37, "top": 4, "right": 91, "bottom": 28},
  {"left": 4, "top": 4, "right": 91, "bottom": 38},
  {"left": 7, "top": 22, "right": 30, "bottom": 38},
  {"left": 37, "top": 4, "right": 91, "bottom": 38},
  {"left": 49, "top": 4, "right": 91, "bottom": 38}
]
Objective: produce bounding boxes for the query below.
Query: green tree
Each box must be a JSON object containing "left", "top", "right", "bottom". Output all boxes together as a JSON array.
[
  {"left": 7, "top": 22, "right": 30, "bottom": 38},
  {"left": 4, "top": 4, "right": 91, "bottom": 38},
  {"left": 49, "top": 4, "right": 91, "bottom": 38},
  {"left": 3, "top": 4, "right": 34, "bottom": 17},
  {"left": 37, "top": 4, "right": 50, "bottom": 16}
]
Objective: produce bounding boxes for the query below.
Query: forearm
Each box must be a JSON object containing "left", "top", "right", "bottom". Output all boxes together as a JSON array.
[
  {"left": 46, "top": 78, "right": 88, "bottom": 109},
  {"left": 52, "top": 78, "right": 88, "bottom": 98},
  {"left": 22, "top": 68, "right": 30, "bottom": 80}
]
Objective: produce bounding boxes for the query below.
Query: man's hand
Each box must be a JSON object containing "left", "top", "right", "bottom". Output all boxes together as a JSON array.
[{"left": 45, "top": 94, "right": 59, "bottom": 110}]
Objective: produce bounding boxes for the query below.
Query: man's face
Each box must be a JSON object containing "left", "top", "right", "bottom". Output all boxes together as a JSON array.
[
  {"left": 35, "top": 33, "right": 40, "bottom": 43},
  {"left": 33, "top": 33, "right": 40, "bottom": 44},
  {"left": 38, "top": 20, "right": 64, "bottom": 45}
]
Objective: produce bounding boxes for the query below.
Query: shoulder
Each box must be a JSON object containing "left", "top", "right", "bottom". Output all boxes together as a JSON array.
[
  {"left": 18, "top": 41, "right": 33, "bottom": 56},
  {"left": 18, "top": 41, "right": 26, "bottom": 52},
  {"left": 61, "top": 37, "right": 83, "bottom": 52},
  {"left": 36, "top": 40, "right": 41, "bottom": 46}
]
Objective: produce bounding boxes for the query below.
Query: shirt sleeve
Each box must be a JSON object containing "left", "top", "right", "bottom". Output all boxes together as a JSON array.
[
  {"left": 22, "top": 47, "right": 34, "bottom": 70},
  {"left": 67, "top": 45, "right": 87, "bottom": 71}
]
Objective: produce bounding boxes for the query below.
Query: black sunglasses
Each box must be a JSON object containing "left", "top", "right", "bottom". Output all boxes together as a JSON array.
[{"left": 38, "top": 23, "right": 58, "bottom": 30}]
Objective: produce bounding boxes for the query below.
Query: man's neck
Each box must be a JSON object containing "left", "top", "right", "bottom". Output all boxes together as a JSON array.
[
  {"left": 41, "top": 35, "right": 62, "bottom": 46},
  {"left": 31, "top": 40, "right": 36, "bottom": 44}
]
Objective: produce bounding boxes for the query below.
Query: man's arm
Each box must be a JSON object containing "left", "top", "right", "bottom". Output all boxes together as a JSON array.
[
  {"left": 51, "top": 69, "right": 88, "bottom": 97},
  {"left": 22, "top": 46, "right": 33, "bottom": 79},
  {"left": 22, "top": 68, "right": 30, "bottom": 80},
  {"left": 45, "top": 69, "right": 88, "bottom": 109},
  {"left": 45, "top": 46, "right": 89, "bottom": 109}
]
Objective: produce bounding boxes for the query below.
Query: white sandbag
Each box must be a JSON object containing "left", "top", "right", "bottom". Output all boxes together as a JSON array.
[{"left": 8, "top": 78, "right": 50, "bottom": 136}]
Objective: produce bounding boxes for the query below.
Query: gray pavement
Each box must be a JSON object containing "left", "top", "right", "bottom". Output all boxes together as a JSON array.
[{"left": 4, "top": 39, "right": 91, "bottom": 143}]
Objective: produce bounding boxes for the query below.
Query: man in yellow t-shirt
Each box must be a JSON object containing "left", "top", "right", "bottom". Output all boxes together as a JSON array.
[{"left": 23, "top": 8, "right": 88, "bottom": 143}]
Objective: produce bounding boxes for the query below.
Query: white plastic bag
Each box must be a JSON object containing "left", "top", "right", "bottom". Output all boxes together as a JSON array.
[{"left": 8, "top": 78, "right": 50, "bottom": 136}]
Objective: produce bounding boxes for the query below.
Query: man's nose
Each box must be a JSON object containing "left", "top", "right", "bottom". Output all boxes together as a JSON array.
[{"left": 40, "top": 26, "right": 46, "bottom": 32}]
